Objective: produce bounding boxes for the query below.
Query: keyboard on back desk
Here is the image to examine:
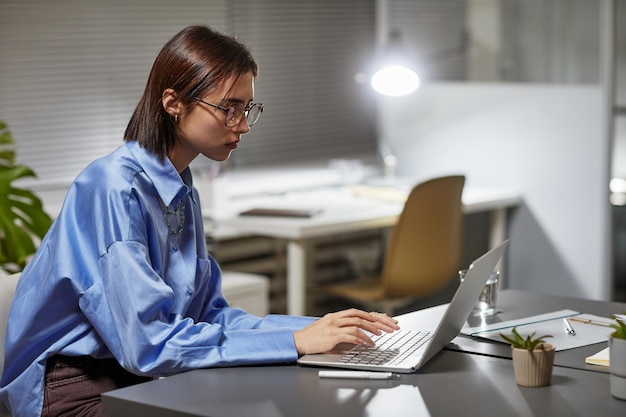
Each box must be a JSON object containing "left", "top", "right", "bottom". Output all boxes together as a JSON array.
[{"left": 339, "top": 330, "right": 432, "bottom": 366}]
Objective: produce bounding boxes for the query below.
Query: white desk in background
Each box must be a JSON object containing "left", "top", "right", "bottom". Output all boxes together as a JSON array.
[{"left": 206, "top": 186, "right": 521, "bottom": 316}]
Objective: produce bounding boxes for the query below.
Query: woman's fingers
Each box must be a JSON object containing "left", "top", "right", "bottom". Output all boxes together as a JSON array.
[
  {"left": 368, "top": 311, "right": 400, "bottom": 331},
  {"left": 328, "top": 309, "right": 400, "bottom": 334},
  {"left": 293, "top": 308, "right": 401, "bottom": 355}
]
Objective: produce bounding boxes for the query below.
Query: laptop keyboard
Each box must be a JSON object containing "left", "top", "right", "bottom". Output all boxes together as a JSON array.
[{"left": 339, "top": 330, "right": 432, "bottom": 366}]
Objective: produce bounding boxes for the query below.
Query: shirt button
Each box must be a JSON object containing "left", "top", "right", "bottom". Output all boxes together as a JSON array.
[
  {"left": 171, "top": 243, "right": 178, "bottom": 251},
  {"left": 186, "top": 287, "right": 193, "bottom": 296}
]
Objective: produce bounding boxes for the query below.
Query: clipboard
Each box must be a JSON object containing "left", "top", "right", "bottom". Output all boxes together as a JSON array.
[{"left": 461, "top": 309, "right": 615, "bottom": 351}]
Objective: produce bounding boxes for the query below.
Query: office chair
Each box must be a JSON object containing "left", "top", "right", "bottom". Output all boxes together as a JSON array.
[
  {"left": 320, "top": 175, "right": 465, "bottom": 315},
  {"left": 0, "top": 273, "right": 20, "bottom": 417}
]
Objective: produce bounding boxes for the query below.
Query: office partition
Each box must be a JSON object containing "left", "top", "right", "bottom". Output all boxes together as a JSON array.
[{"left": 377, "top": 83, "right": 609, "bottom": 299}]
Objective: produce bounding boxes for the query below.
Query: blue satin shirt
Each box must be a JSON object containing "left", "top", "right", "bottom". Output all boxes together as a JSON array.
[{"left": 0, "top": 141, "right": 314, "bottom": 417}]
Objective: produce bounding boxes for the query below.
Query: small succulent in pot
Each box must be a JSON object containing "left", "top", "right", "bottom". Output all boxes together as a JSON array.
[
  {"left": 500, "top": 327, "right": 555, "bottom": 387},
  {"left": 609, "top": 313, "right": 626, "bottom": 400}
]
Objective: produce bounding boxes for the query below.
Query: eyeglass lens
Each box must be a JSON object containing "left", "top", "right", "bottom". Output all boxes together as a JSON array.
[{"left": 225, "top": 103, "right": 263, "bottom": 127}]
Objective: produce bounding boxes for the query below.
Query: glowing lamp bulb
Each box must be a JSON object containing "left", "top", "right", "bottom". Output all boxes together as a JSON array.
[{"left": 371, "top": 65, "right": 420, "bottom": 97}]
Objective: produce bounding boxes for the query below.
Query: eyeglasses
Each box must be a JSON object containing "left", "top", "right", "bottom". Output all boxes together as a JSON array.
[{"left": 193, "top": 97, "right": 264, "bottom": 127}]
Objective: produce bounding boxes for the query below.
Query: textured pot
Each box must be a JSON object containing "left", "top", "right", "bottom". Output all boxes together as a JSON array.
[
  {"left": 511, "top": 343, "right": 555, "bottom": 387},
  {"left": 610, "top": 337, "right": 626, "bottom": 400}
]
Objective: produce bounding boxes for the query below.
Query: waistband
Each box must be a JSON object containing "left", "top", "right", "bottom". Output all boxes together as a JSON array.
[{"left": 46, "top": 354, "right": 117, "bottom": 368}]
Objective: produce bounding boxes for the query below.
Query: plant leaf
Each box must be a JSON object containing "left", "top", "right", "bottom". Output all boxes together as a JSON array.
[
  {"left": 500, "top": 327, "right": 553, "bottom": 350},
  {"left": 0, "top": 163, "right": 52, "bottom": 270},
  {"left": 611, "top": 315, "right": 626, "bottom": 339}
]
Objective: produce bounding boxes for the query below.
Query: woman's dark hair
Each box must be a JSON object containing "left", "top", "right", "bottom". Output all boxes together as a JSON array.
[{"left": 124, "top": 25, "right": 258, "bottom": 158}]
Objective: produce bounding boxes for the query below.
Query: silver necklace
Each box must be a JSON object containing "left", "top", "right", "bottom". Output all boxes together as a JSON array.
[{"left": 158, "top": 197, "right": 185, "bottom": 236}]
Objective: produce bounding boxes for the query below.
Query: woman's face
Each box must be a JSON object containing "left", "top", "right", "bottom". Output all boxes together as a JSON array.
[{"left": 169, "top": 71, "right": 255, "bottom": 171}]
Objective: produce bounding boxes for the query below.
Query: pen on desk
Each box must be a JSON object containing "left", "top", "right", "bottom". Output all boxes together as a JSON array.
[
  {"left": 318, "top": 371, "right": 399, "bottom": 380},
  {"left": 563, "top": 318, "right": 576, "bottom": 335},
  {"left": 568, "top": 317, "right": 613, "bottom": 327}
]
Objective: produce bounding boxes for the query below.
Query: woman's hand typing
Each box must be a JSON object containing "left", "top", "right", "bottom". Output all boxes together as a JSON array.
[{"left": 293, "top": 309, "right": 400, "bottom": 356}]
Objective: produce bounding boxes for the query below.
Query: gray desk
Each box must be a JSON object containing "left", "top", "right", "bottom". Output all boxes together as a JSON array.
[
  {"left": 102, "top": 291, "right": 626, "bottom": 416},
  {"left": 102, "top": 351, "right": 625, "bottom": 417}
]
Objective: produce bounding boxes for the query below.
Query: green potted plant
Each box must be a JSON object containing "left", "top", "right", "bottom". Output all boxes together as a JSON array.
[
  {"left": 500, "top": 327, "right": 555, "bottom": 387},
  {"left": 609, "top": 314, "right": 626, "bottom": 400},
  {"left": 0, "top": 120, "right": 52, "bottom": 274}
]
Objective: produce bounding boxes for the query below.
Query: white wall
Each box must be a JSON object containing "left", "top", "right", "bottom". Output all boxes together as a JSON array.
[{"left": 378, "top": 83, "right": 610, "bottom": 300}]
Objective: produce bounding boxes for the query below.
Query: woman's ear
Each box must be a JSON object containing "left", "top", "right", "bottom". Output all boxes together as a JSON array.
[{"left": 162, "top": 88, "right": 183, "bottom": 120}]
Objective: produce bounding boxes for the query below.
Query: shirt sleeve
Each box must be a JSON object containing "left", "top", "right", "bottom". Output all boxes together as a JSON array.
[{"left": 80, "top": 240, "right": 315, "bottom": 376}]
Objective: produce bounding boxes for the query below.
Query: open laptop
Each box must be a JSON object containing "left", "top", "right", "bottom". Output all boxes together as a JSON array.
[{"left": 298, "top": 240, "right": 508, "bottom": 373}]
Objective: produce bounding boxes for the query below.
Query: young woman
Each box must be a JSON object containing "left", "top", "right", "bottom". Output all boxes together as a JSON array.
[{"left": 0, "top": 25, "right": 398, "bottom": 417}]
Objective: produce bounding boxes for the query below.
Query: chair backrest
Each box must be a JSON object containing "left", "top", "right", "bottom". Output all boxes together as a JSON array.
[
  {"left": 0, "top": 273, "right": 20, "bottom": 417},
  {"left": 381, "top": 175, "right": 465, "bottom": 297}
]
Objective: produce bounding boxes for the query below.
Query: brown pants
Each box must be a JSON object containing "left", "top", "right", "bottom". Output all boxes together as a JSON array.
[{"left": 42, "top": 355, "right": 152, "bottom": 417}]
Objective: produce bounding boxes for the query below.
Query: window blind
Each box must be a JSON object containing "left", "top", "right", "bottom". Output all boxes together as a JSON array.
[
  {"left": 387, "top": 0, "right": 468, "bottom": 82},
  {"left": 0, "top": 0, "right": 381, "bottom": 189},
  {"left": 0, "top": 0, "right": 228, "bottom": 189},
  {"left": 226, "top": 0, "right": 379, "bottom": 169},
  {"left": 1, "top": 0, "right": 471, "bottom": 188}
]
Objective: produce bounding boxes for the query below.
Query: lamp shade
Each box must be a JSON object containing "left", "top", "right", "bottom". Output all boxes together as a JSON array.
[{"left": 370, "top": 30, "right": 420, "bottom": 96}]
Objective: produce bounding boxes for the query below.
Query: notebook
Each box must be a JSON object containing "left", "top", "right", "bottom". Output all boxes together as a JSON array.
[
  {"left": 298, "top": 240, "right": 509, "bottom": 373},
  {"left": 239, "top": 208, "right": 323, "bottom": 218}
]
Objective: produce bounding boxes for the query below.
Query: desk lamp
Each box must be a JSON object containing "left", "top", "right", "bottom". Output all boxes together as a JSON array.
[
  {"left": 366, "top": 30, "right": 419, "bottom": 183},
  {"left": 370, "top": 30, "right": 421, "bottom": 97}
]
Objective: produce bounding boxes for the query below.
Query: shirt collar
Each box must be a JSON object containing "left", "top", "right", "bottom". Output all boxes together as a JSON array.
[{"left": 125, "top": 141, "right": 193, "bottom": 206}]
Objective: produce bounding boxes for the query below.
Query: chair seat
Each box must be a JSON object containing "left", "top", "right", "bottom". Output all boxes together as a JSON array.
[
  {"left": 322, "top": 277, "right": 421, "bottom": 315},
  {"left": 323, "top": 278, "right": 386, "bottom": 301}
]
